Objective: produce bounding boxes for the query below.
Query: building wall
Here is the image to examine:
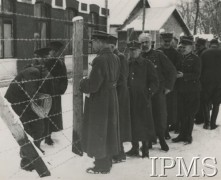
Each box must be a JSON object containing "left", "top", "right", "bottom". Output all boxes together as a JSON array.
[
  {"left": 162, "top": 14, "right": 186, "bottom": 39},
  {"left": 0, "top": 0, "right": 108, "bottom": 82},
  {"left": 15, "top": 2, "right": 35, "bottom": 71}
]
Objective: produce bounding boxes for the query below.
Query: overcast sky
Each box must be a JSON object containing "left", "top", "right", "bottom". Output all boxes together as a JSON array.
[{"left": 148, "top": 0, "right": 178, "bottom": 7}]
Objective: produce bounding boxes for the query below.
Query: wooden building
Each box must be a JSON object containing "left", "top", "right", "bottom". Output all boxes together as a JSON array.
[{"left": 109, "top": 0, "right": 191, "bottom": 52}]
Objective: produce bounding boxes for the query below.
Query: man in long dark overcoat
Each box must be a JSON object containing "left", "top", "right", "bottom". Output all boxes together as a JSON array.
[
  {"left": 5, "top": 48, "right": 54, "bottom": 171},
  {"left": 43, "top": 41, "right": 68, "bottom": 145},
  {"left": 200, "top": 40, "right": 221, "bottom": 129},
  {"left": 194, "top": 38, "right": 207, "bottom": 125},
  {"left": 139, "top": 33, "right": 177, "bottom": 152},
  {"left": 109, "top": 36, "right": 131, "bottom": 162},
  {"left": 125, "top": 40, "right": 159, "bottom": 158},
  {"left": 172, "top": 36, "right": 201, "bottom": 144},
  {"left": 158, "top": 33, "right": 184, "bottom": 138},
  {"left": 80, "top": 31, "right": 121, "bottom": 174}
]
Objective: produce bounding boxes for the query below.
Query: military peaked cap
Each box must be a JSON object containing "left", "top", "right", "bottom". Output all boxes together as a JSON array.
[
  {"left": 196, "top": 38, "right": 207, "bottom": 46},
  {"left": 180, "top": 36, "right": 194, "bottom": 45},
  {"left": 127, "top": 40, "right": 141, "bottom": 50},
  {"left": 49, "top": 41, "right": 63, "bottom": 51},
  {"left": 210, "top": 39, "right": 219, "bottom": 45},
  {"left": 34, "top": 47, "right": 51, "bottom": 57},
  {"left": 108, "top": 35, "right": 118, "bottom": 45},
  {"left": 91, "top": 30, "right": 111, "bottom": 40},
  {"left": 160, "top": 33, "right": 173, "bottom": 41}
]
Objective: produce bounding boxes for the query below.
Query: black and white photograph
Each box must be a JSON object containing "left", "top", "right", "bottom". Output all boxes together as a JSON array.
[{"left": 0, "top": 0, "right": 221, "bottom": 179}]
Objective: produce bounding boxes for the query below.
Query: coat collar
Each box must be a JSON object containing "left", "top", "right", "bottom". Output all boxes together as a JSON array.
[
  {"left": 129, "top": 55, "right": 144, "bottom": 65},
  {"left": 98, "top": 47, "right": 112, "bottom": 55}
]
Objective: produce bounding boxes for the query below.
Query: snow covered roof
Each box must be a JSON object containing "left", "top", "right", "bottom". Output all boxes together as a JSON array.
[
  {"left": 120, "top": 7, "right": 180, "bottom": 31},
  {"left": 109, "top": 0, "right": 149, "bottom": 25},
  {"left": 194, "top": 34, "right": 214, "bottom": 41}
]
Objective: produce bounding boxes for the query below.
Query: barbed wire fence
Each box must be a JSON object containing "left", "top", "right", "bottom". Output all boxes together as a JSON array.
[
  {"left": 0, "top": 12, "right": 97, "bottom": 178},
  {"left": 0, "top": 6, "right": 136, "bottom": 177}
]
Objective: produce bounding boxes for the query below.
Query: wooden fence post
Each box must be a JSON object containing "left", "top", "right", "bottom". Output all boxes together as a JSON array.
[
  {"left": 72, "top": 16, "right": 84, "bottom": 156},
  {"left": 0, "top": 91, "right": 50, "bottom": 178}
]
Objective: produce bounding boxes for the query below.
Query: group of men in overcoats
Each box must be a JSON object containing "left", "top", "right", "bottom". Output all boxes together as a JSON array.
[
  {"left": 79, "top": 30, "right": 177, "bottom": 174},
  {"left": 79, "top": 29, "right": 221, "bottom": 174}
]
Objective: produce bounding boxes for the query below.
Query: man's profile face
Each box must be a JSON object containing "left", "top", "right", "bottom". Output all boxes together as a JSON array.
[{"left": 92, "top": 39, "right": 102, "bottom": 52}]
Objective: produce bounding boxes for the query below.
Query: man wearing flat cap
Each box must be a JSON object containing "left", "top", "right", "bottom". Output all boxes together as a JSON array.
[
  {"left": 139, "top": 33, "right": 176, "bottom": 152},
  {"left": 80, "top": 31, "right": 121, "bottom": 174},
  {"left": 109, "top": 35, "right": 131, "bottom": 163},
  {"left": 125, "top": 40, "right": 158, "bottom": 158},
  {"left": 158, "top": 33, "right": 184, "bottom": 139},
  {"left": 172, "top": 36, "right": 201, "bottom": 144}
]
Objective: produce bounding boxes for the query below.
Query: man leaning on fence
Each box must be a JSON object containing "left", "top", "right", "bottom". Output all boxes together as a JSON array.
[
  {"left": 79, "top": 31, "right": 121, "bottom": 174},
  {"left": 4, "top": 48, "right": 54, "bottom": 171}
]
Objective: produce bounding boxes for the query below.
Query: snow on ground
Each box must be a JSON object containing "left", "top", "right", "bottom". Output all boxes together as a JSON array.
[{"left": 0, "top": 82, "right": 221, "bottom": 180}]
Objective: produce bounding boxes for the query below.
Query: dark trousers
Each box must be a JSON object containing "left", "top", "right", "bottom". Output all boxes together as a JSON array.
[
  {"left": 152, "top": 91, "right": 167, "bottom": 138},
  {"left": 166, "top": 90, "right": 179, "bottom": 130},
  {"left": 195, "top": 92, "right": 209, "bottom": 124},
  {"left": 11, "top": 104, "right": 44, "bottom": 162},
  {"left": 178, "top": 92, "right": 200, "bottom": 138},
  {"left": 210, "top": 104, "right": 219, "bottom": 126}
]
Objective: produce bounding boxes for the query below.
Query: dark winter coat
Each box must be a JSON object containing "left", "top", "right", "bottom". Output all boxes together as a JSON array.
[
  {"left": 114, "top": 49, "right": 131, "bottom": 142},
  {"left": 80, "top": 48, "right": 121, "bottom": 159},
  {"left": 5, "top": 65, "right": 54, "bottom": 139},
  {"left": 141, "top": 49, "right": 177, "bottom": 134},
  {"left": 157, "top": 47, "right": 183, "bottom": 70},
  {"left": 157, "top": 47, "right": 183, "bottom": 125},
  {"left": 176, "top": 52, "right": 201, "bottom": 93},
  {"left": 44, "top": 57, "right": 68, "bottom": 133},
  {"left": 128, "top": 55, "right": 159, "bottom": 141},
  {"left": 201, "top": 48, "right": 221, "bottom": 104},
  {"left": 141, "top": 49, "right": 177, "bottom": 92},
  {"left": 196, "top": 47, "right": 207, "bottom": 57}
]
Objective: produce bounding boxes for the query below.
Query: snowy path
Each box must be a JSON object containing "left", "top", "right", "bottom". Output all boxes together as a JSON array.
[{"left": 0, "top": 83, "right": 221, "bottom": 180}]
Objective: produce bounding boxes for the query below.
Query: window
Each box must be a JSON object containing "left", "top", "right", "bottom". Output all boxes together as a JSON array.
[
  {"left": 88, "top": 12, "right": 99, "bottom": 54},
  {"left": 55, "top": 0, "right": 63, "bottom": 7},
  {"left": 64, "top": 8, "right": 78, "bottom": 55},
  {"left": 0, "top": 0, "right": 14, "bottom": 58},
  {"left": 34, "top": 3, "right": 50, "bottom": 50},
  {"left": 0, "top": 0, "right": 13, "bottom": 13}
]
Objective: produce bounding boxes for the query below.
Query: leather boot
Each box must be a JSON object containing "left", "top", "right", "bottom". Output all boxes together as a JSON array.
[
  {"left": 141, "top": 141, "right": 149, "bottom": 158},
  {"left": 159, "top": 137, "right": 169, "bottom": 151},
  {"left": 45, "top": 135, "right": 54, "bottom": 145},
  {"left": 126, "top": 142, "right": 139, "bottom": 157}
]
